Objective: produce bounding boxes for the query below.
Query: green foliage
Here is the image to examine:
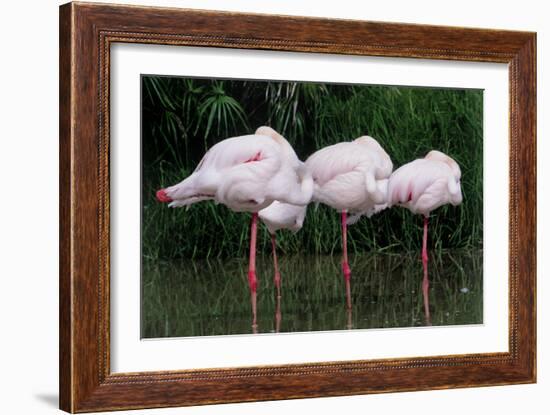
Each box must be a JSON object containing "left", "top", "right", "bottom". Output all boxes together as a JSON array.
[{"left": 142, "top": 76, "right": 483, "bottom": 261}]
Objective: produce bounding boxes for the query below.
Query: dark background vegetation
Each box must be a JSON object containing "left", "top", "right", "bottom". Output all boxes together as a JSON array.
[{"left": 141, "top": 76, "right": 483, "bottom": 261}]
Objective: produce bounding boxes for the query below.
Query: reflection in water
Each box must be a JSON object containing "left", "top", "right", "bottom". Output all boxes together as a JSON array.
[
  {"left": 141, "top": 250, "right": 482, "bottom": 338},
  {"left": 275, "top": 294, "right": 281, "bottom": 333}
]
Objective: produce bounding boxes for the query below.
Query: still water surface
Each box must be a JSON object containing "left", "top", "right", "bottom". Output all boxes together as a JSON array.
[{"left": 142, "top": 250, "right": 482, "bottom": 338}]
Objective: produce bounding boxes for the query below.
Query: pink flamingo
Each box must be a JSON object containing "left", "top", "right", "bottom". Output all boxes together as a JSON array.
[
  {"left": 259, "top": 201, "right": 307, "bottom": 298},
  {"left": 156, "top": 126, "right": 313, "bottom": 328},
  {"left": 387, "top": 150, "right": 463, "bottom": 324},
  {"left": 259, "top": 201, "right": 307, "bottom": 331},
  {"left": 305, "top": 136, "right": 393, "bottom": 309}
]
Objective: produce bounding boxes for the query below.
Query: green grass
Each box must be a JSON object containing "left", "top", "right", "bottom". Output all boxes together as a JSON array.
[{"left": 142, "top": 76, "right": 483, "bottom": 261}]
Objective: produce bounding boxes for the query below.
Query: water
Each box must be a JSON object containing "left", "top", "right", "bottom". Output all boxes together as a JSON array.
[{"left": 141, "top": 250, "right": 482, "bottom": 338}]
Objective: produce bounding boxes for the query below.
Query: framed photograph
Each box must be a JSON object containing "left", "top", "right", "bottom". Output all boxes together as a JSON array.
[{"left": 59, "top": 2, "right": 536, "bottom": 412}]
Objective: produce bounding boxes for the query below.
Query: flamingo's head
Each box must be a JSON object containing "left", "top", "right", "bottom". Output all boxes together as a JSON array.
[
  {"left": 291, "top": 205, "right": 307, "bottom": 232},
  {"left": 156, "top": 188, "right": 173, "bottom": 203},
  {"left": 155, "top": 178, "right": 215, "bottom": 208},
  {"left": 291, "top": 216, "right": 305, "bottom": 232}
]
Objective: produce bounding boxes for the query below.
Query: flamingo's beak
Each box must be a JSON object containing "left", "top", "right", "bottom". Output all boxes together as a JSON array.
[{"left": 156, "top": 189, "right": 173, "bottom": 203}]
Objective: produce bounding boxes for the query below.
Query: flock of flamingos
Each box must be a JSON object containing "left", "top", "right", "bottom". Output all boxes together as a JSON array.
[{"left": 156, "top": 126, "right": 463, "bottom": 329}]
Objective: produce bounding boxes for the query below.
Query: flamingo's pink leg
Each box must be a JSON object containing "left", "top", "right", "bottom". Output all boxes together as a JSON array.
[
  {"left": 422, "top": 215, "right": 432, "bottom": 325},
  {"left": 341, "top": 211, "right": 352, "bottom": 310},
  {"left": 248, "top": 212, "right": 259, "bottom": 329},
  {"left": 271, "top": 233, "right": 281, "bottom": 299}
]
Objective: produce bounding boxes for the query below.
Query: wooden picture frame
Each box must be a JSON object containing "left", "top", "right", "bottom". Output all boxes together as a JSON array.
[{"left": 59, "top": 2, "right": 536, "bottom": 412}]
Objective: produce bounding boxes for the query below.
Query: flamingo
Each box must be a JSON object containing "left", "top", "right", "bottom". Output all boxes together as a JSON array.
[
  {"left": 156, "top": 126, "right": 313, "bottom": 329},
  {"left": 305, "top": 136, "right": 393, "bottom": 309},
  {"left": 387, "top": 150, "right": 463, "bottom": 324},
  {"left": 259, "top": 201, "right": 307, "bottom": 298},
  {"left": 259, "top": 201, "right": 307, "bottom": 331}
]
